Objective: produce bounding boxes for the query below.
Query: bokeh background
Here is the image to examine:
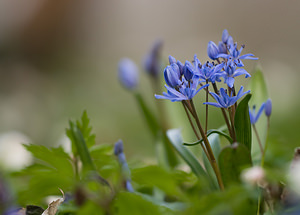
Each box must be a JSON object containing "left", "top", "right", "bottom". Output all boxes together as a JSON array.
[{"left": 0, "top": 0, "right": 299, "bottom": 164}]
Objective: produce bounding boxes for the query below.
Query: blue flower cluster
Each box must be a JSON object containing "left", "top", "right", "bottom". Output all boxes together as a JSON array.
[{"left": 155, "top": 29, "right": 257, "bottom": 108}]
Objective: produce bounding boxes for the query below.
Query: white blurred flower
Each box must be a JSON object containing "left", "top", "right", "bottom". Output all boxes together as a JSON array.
[
  {"left": 0, "top": 131, "right": 32, "bottom": 170},
  {"left": 289, "top": 160, "right": 300, "bottom": 195},
  {"left": 241, "top": 166, "right": 266, "bottom": 187}
]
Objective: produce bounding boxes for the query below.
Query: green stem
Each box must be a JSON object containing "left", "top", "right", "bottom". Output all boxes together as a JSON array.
[
  {"left": 205, "top": 80, "right": 209, "bottom": 134},
  {"left": 228, "top": 107, "right": 236, "bottom": 142},
  {"left": 253, "top": 124, "right": 264, "bottom": 155}
]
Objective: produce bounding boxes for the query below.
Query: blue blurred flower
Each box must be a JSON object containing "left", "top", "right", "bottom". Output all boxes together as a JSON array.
[
  {"left": 249, "top": 103, "right": 265, "bottom": 124},
  {"left": 118, "top": 58, "right": 139, "bottom": 90},
  {"left": 204, "top": 86, "right": 250, "bottom": 108},
  {"left": 222, "top": 29, "right": 229, "bottom": 44},
  {"left": 114, "top": 140, "right": 134, "bottom": 192},
  {"left": 265, "top": 98, "right": 272, "bottom": 117},
  {"left": 221, "top": 61, "right": 251, "bottom": 88},
  {"left": 143, "top": 40, "right": 163, "bottom": 78}
]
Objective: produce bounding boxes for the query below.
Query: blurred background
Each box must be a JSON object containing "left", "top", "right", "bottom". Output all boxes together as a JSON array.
[{"left": 0, "top": 0, "right": 299, "bottom": 164}]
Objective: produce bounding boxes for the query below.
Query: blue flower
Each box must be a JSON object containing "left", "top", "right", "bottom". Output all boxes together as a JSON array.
[
  {"left": 155, "top": 77, "right": 209, "bottom": 102},
  {"left": 221, "top": 61, "right": 251, "bottom": 88},
  {"left": 118, "top": 58, "right": 139, "bottom": 90},
  {"left": 207, "top": 41, "right": 219, "bottom": 60},
  {"left": 217, "top": 43, "right": 258, "bottom": 67},
  {"left": 265, "top": 98, "right": 272, "bottom": 117},
  {"left": 163, "top": 64, "right": 181, "bottom": 88},
  {"left": 222, "top": 29, "right": 229, "bottom": 44},
  {"left": 218, "top": 41, "right": 227, "bottom": 55},
  {"left": 143, "top": 40, "right": 163, "bottom": 78},
  {"left": 204, "top": 86, "right": 250, "bottom": 108},
  {"left": 249, "top": 103, "right": 265, "bottom": 124},
  {"left": 194, "top": 56, "right": 224, "bottom": 83}
]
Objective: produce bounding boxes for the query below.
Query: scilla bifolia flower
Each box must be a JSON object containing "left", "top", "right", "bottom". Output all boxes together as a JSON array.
[
  {"left": 249, "top": 103, "right": 266, "bottom": 124},
  {"left": 118, "top": 58, "right": 139, "bottom": 90},
  {"left": 207, "top": 41, "right": 219, "bottom": 60},
  {"left": 221, "top": 61, "right": 251, "bottom": 88},
  {"left": 204, "top": 86, "right": 250, "bottom": 108},
  {"left": 155, "top": 60, "right": 208, "bottom": 102},
  {"left": 114, "top": 140, "right": 134, "bottom": 192},
  {"left": 265, "top": 98, "right": 272, "bottom": 117}
]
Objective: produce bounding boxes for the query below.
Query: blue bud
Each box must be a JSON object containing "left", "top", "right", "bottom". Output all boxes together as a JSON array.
[
  {"left": 218, "top": 41, "right": 227, "bottom": 54},
  {"left": 227, "top": 36, "right": 234, "bottom": 47},
  {"left": 114, "top": 140, "right": 124, "bottom": 156},
  {"left": 143, "top": 40, "right": 163, "bottom": 78},
  {"left": 222, "top": 29, "right": 229, "bottom": 44},
  {"left": 207, "top": 41, "right": 219, "bottom": 60},
  {"left": 118, "top": 58, "right": 139, "bottom": 90},
  {"left": 164, "top": 65, "right": 180, "bottom": 87},
  {"left": 177, "top": 60, "right": 184, "bottom": 76},
  {"left": 183, "top": 61, "right": 195, "bottom": 81},
  {"left": 265, "top": 98, "right": 272, "bottom": 117},
  {"left": 169, "top": 55, "right": 176, "bottom": 64}
]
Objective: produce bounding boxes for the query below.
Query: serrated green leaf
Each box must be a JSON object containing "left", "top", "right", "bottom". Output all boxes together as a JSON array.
[
  {"left": 234, "top": 94, "right": 252, "bottom": 151},
  {"left": 68, "top": 121, "right": 95, "bottom": 173},
  {"left": 76, "top": 110, "right": 95, "bottom": 148},
  {"left": 218, "top": 143, "right": 252, "bottom": 187},
  {"left": 166, "top": 129, "right": 207, "bottom": 179}
]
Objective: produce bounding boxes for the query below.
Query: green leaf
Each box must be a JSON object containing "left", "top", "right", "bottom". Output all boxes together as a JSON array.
[
  {"left": 76, "top": 110, "right": 96, "bottom": 148},
  {"left": 202, "top": 133, "right": 222, "bottom": 190},
  {"left": 114, "top": 192, "right": 169, "bottom": 215},
  {"left": 68, "top": 121, "right": 96, "bottom": 172},
  {"left": 131, "top": 165, "right": 180, "bottom": 196},
  {"left": 218, "top": 143, "right": 252, "bottom": 187},
  {"left": 166, "top": 129, "right": 207, "bottom": 178},
  {"left": 183, "top": 129, "right": 233, "bottom": 146},
  {"left": 234, "top": 94, "right": 252, "bottom": 151}
]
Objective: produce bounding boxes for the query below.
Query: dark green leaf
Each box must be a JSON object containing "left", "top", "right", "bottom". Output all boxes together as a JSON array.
[
  {"left": 234, "top": 94, "right": 252, "bottom": 151},
  {"left": 218, "top": 143, "right": 252, "bottom": 187},
  {"left": 166, "top": 129, "right": 207, "bottom": 178}
]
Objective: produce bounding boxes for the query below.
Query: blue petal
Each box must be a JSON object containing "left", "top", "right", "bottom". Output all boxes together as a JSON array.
[{"left": 233, "top": 68, "right": 251, "bottom": 78}]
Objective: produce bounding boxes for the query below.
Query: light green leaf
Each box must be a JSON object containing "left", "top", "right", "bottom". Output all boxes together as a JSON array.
[{"left": 166, "top": 129, "right": 207, "bottom": 178}]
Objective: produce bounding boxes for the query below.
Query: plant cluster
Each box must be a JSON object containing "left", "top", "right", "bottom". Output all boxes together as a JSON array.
[{"left": 1, "top": 30, "right": 300, "bottom": 215}]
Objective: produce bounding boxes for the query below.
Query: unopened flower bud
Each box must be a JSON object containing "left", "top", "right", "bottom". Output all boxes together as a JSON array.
[
  {"left": 183, "top": 61, "right": 195, "bottom": 81},
  {"left": 265, "top": 98, "right": 272, "bottom": 117},
  {"left": 118, "top": 58, "right": 139, "bottom": 90},
  {"left": 218, "top": 41, "right": 227, "bottom": 55},
  {"left": 207, "top": 41, "right": 219, "bottom": 60},
  {"left": 222, "top": 29, "right": 229, "bottom": 44},
  {"left": 164, "top": 65, "right": 180, "bottom": 87},
  {"left": 168, "top": 55, "right": 176, "bottom": 65}
]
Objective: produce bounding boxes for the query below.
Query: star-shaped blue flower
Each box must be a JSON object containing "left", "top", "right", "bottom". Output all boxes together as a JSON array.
[
  {"left": 221, "top": 61, "right": 251, "bottom": 88},
  {"left": 249, "top": 103, "right": 265, "bottom": 124},
  {"left": 217, "top": 43, "right": 258, "bottom": 67},
  {"left": 204, "top": 86, "right": 250, "bottom": 108}
]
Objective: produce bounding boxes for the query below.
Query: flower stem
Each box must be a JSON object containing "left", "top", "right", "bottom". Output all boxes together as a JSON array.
[
  {"left": 253, "top": 124, "right": 264, "bottom": 155},
  {"left": 261, "top": 117, "right": 270, "bottom": 166},
  {"left": 190, "top": 100, "right": 224, "bottom": 190},
  {"left": 205, "top": 80, "right": 209, "bottom": 134},
  {"left": 182, "top": 102, "right": 210, "bottom": 160}
]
